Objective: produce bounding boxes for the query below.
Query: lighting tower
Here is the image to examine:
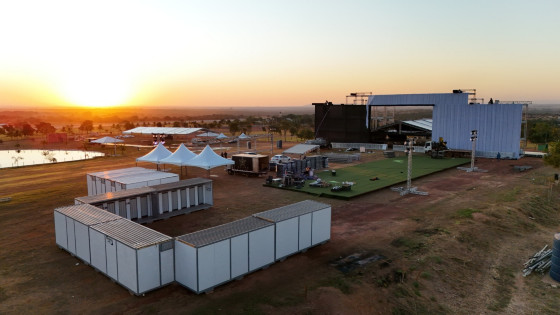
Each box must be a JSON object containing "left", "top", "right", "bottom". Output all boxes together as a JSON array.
[
  {"left": 391, "top": 138, "right": 428, "bottom": 196},
  {"left": 457, "top": 130, "right": 487, "bottom": 172}
]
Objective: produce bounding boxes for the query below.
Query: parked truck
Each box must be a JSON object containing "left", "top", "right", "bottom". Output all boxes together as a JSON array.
[{"left": 227, "top": 153, "right": 270, "bottom": 177}]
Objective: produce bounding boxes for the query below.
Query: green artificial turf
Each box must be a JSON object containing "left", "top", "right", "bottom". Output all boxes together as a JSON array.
[{"left": 264, "top": 155, "right": 470, "bottom": 200}]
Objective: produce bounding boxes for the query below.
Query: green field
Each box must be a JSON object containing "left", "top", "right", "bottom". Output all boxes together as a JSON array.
[{"left": 265, "top": 155, "right": 470, "bottom": 199}]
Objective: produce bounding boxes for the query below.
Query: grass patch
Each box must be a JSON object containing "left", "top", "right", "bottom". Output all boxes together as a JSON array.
[
  {"left": 455, "top": 208, "right": 479, "bottom": 219},
  {"left": 520, "top": 195, "right": 560, "bottom": 226},
  {"left": 493, "top": 187, "right": 520, "bottom": 203},
  {"left": 391, "top": 237, "right": 427, "bottom": 256}
]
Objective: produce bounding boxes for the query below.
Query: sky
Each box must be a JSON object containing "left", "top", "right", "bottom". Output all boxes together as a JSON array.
[{"left": 0, "top": 0, "right": 559, "bottom": 109}]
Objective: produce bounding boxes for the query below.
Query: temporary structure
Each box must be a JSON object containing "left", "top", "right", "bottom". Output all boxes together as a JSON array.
[
  {"left": 184, "top": 145, "right": 234, "bottom": 171},
  {"left": 175, "top": 216, "right": 275, "bottom": 293},
  {"left": 54, "top": 204, "right": 122, "bottom": 263},
  {"left": 197, "top": 131, "right": 220, "bottom": 138},
  {"left": 159, "top": 143, "right": 196, "bottom": 166},
  {"left": 89, "top": 219, "right": 174, "bottom": 295},
  {"left": 91, "top": 136, "right": 124, "bottom": 155},
  {"left": 159, "top": 143, "right": 196, "bottom": 176},
  {"left": 253, "top": 200, "right": 331, "bottom": 261},
  {"left": 216, "top": 133, "right": 228, "bottom": 139},
  {"left": 75, "top": 178, "right": 214, "bottom": 224},
  {"left": 86, "top": 167, "right": 178, "bottom": 196},
  {"left": 136, "top": 143, "right": 172, "bottom": 169}
]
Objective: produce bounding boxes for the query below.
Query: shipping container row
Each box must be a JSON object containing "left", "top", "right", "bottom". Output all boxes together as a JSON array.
[
  {"left": 54, "top": 200, "right": 331, "bottom": 295},
  {"left": 76, "top": 178, "right": 213, "bottom": 223}
]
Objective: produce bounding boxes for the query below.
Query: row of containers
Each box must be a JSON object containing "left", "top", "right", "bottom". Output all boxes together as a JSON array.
[
  {"left": 76, "top": 178, "right": 213, "bottom": 223},
  {"left": 275, "top": 155, "right": 329, "bottom": 177},
  {"left": 86, "top": 167, "right": 179, "bottom": 196},
  {"left": 54, "top": 200, "right": 331, "bottom": 295}
]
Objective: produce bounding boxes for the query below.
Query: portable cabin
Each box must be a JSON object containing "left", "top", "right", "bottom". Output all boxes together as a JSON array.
[
  {"left": 75, "top": 186, "right": 156, "bottom": 219},
  {"left": 175, "top": 216, "right": 275, "bottom": 293},
  {"left": 89, "top": 219, "right": 174, "bottom": 295},
  {"left": 75, "top": 178, "right": 213, "bottom": 223},
  {"left": 86, "top": 167, "right": 179, "bottom": 196},
  {"left": 87, "top": 167, "right": 152, "bottom": 195},
  {"left": 253, "top": 200, "right": 331, "bottom": 261},
  {"left": 54, "top": 204, "right": 122, "bottom": 263}
]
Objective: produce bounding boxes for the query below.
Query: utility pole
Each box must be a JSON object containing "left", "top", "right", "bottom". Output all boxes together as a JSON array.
[{"left": 457, "top": 130, "right": 487, "bottom": 172}]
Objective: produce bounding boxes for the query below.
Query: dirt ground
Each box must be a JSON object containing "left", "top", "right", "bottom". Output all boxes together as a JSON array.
[{"left": 1, "top": 138, "right": 560, "bottom": 314}]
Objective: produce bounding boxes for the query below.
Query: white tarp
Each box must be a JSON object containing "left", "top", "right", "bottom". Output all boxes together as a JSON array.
[
  {"left": 159, "top": 143, "right": 196, "bottom": 166},
  {"left": 184, "top": 145, "right": 234, "bottom": 170},
  {"left": 91, "top": 136, "right": 124, "bottom": 144},
  {"left": 283, "top": 144, "right": 320, "bottom": 155},
  {"left": 136, "top": 143, "right": 172, "bottom": 164}
]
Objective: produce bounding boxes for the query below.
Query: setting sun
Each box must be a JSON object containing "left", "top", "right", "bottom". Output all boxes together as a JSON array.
[{"left": 55, "top": 64, "right": 133, "bottom": 108}]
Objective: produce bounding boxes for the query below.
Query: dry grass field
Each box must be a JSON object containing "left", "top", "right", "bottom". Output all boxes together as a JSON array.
[{"left": 1, "top": 138, "right": 560, "bottom": 314}]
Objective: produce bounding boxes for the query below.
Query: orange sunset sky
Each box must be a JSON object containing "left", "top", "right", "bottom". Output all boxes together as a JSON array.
[{"left": 0, "top": 0, "right": 559, "bottom": 109}]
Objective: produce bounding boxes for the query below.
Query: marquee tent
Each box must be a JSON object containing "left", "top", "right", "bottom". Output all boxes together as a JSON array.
[
  {"left": 184, "top": 145, "right": 234, "bottom": 170},
  {"left": 197, "top": 131, "right": 220, "bottom": 138},
  {"left": 136, "top": 143, "right": 172, "bottom": 169},
  {"left": 238, "top": 133, "right": 250, "bottom": 139},
  {"left": 216, "top": 133, "right": 228, "bottom": 139},
  {"left": 160, "top": 143, "right": 196, "bottom": 166},
  {"left": 91, "top": 136, "right": 124, "bottom": 155}
]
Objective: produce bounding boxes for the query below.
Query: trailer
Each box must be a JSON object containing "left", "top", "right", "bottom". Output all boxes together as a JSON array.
[
  {"left": 226, "top": 153, "right": 269, "bottom": 177},
  {"left": 86, "top": 167, "right": 179, "bottom": 196}
]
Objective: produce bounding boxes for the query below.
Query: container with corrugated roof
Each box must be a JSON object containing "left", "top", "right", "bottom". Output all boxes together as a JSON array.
[
  {"left": 175, "top": 216, "right": 275, "bottom": 293},
  {"left": 88, "top": 219, "right": 174, "bottom": 295},
  {"left": 253, "top": 200, "right": 331, "bottom": 261},
  {"left": 75, "top": 178, "right": 213, "bottom": 223},
  {"left": 54, "top": 204, "right": 122, "bottom": 263},
  {"left": 86, "top": 167, "right": 179, "bottom": 196}
]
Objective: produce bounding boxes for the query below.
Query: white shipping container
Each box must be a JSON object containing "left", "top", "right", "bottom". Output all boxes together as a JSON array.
[
  {"left": 175, "top": 216, "right": 275, "bottom": 293},
  {"left": 253, "top": 200, "right": 331, "bottom": 261},
  {"left": 54, "top": 204, "right": 122, "bottom": 264},
  {"left": 86, "top": 167, "right": 179, "bottom": 196},
  {"left": 89, "top": 219, "right": 174, "bottom": 295}
]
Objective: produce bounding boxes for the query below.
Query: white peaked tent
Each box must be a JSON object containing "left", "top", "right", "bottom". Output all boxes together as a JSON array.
[
  {"left": 238, "top": 133, "right": 250, "bottom": 139},
  {"left": 91, "top": 136, "right": 124, "bottom": 155},
  {"left": 216, "top": 133, "right": 228, "bottom": 139},
  {"left": 184, "top": 145, "right": 234, "bottom": 171},
  {"left": 160, "top": 143, "right": 196, "bottom": 166},
  {"left": 136, "top": 143, "right": 172, "bottom": 170},
  {"left": 91, "top": 136, "right": 124, "bottom": 144},
  {"left": 198, "top": 131, "right": 220, "bottom": 138}
]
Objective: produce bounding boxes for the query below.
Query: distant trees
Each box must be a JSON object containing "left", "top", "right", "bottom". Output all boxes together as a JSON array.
[
  {"left": 544, "top": 141, "right": 560, "bottom": 168},
  {"left": 79, "top": 120, "right": 94, "bottom": 134},
  {"left": 35, "top": 122, "right": 56, "bottom": 136},
  {"left": 528, "top": 120, "right": 560, "bottom": 143}
]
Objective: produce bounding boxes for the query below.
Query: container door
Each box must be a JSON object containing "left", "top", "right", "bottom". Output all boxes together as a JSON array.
[
  {"left": 119, "top": 200, "right": 127, "bottom": 218},
  {"left": 130, "top": 198, "right": 138, "bottom": 220},
  {"left": 180, "top": 189, "right": 187, "bottom": 208},
  {"left": 171, "top": 190, "right": 178, "bottom": 211},
  {"left": 140, "top": 196, "right": 148, "bottom": 217},
  {"left": 105, "top": 236, "right": 118, "bottom": 280},
  {"left": 66, "top": 218, "right": 76, "bottom": 255},
  {"left": 298, "top": 213, "right": 312, "bottom": 250},
  {"left": 107, "top": 202, "right": 116, "bottom": 214},
  {"left": 197, "top": 185, "right": 203, "bottom": 205},
  {"left": 162, "top": 192, "right": 169, "bottom": 213},
  {"left": 311, "top": 208, "right": 331, "bottom": 245},
  {"left": 189, "top": 188, "right": 195, "bottom": 206},
  {"left": 54, "top": 212, "right": 68, "bottom": 249}
]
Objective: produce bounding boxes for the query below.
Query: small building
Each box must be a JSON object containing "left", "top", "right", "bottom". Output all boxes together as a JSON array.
[
  {"left": 86, "top": 167, "right": 179, "bottom": 196},
  {"left": 174, "top": 216, "right": 275, "bottom": 294},
  {"left": 54, "top": 204, "right": 122, "bottom": 263},
  {"left": 227, "top": 153, "right": 269, "bottom": 176},
  {"left": 89, "top": 219, "right": 174, "bottom": 295},
  {"left": 253, "top": 200, "right": 331, "bottom": 261},
  {"left": 76, "top": 178, "right": 213, "bottom": 223}
]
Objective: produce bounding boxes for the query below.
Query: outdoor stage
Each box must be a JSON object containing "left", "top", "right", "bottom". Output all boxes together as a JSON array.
[{"left": 264, "top": 155, "right": 470, "bottom": 200}]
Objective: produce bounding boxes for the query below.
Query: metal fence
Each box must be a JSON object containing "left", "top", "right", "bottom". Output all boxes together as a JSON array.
[{"left": 331, "top": 143, "right": 387, "bottom": 150}]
